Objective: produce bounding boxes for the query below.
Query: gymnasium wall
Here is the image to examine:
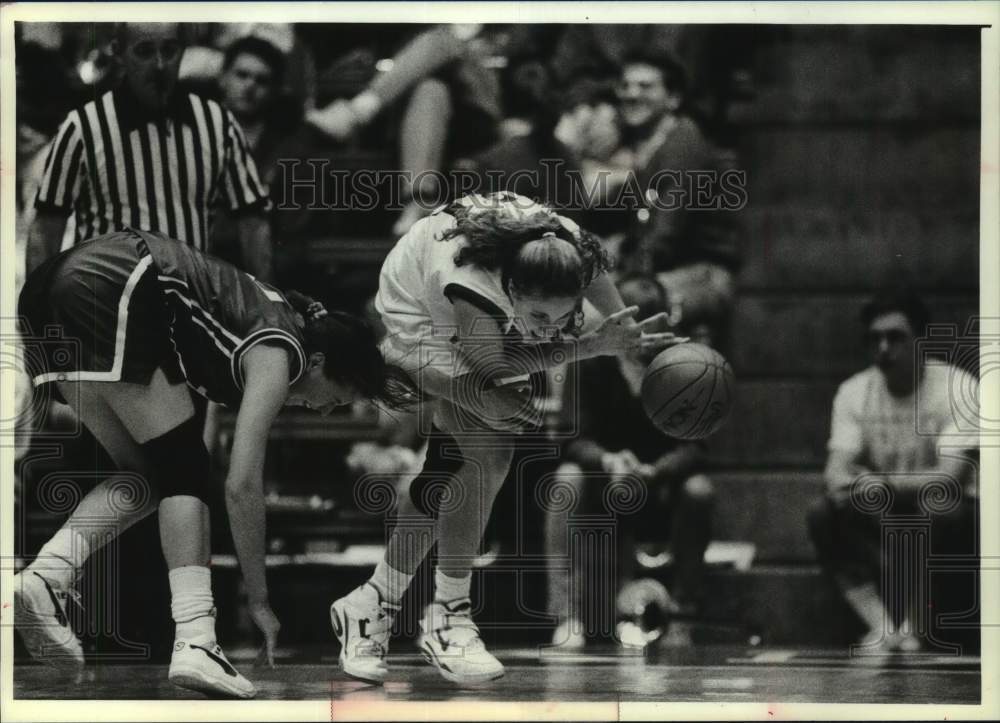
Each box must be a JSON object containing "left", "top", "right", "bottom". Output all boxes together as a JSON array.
[
  {"left": 721, "top": 25, "right": 979, "bottom": 468},
  {"left": 707, "top": 24, "right": 981, "bottom": 561}
]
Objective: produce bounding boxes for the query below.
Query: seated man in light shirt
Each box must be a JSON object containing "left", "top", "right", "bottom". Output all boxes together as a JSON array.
[{"left": 808, "top": 286, "right": 979, "bottom": 653}]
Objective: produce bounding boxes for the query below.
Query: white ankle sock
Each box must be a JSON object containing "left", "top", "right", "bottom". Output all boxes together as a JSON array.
[
  {"left": 843, "top": 582, "right": 887, "bottom": 633},
  {"left": 369, "top": 559, "right": 413, "bottom": 605},
  {"left": 31, "top": 527, "right": 92, "bottom": 589},
  {"left": 434, "top": 569, "right": 471, "bottom": 603},
  {"left": 169, "top": 566, "right": 216, "bottom": 641}
]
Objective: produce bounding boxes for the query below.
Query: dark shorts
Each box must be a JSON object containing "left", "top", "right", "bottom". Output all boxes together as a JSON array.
[{"left": 18, "top": 231, "right": 179, "bottom": 404}]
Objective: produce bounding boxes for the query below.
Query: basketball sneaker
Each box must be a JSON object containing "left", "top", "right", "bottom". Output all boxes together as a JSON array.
[
  {"left": 549, "top": 618, "right": 586, "bottom": 650},
  {"left": 13, "top": 570, "right": 84, "bottom": 671},
  {"left": 168, "top": 634, "right": 256, "bottom": 699},
  {"left": 330, "top": 583, "right": 400, "bottom": 685},
  {"left": 418, "top": 599, "right": 505, "bottom": 685},
  {"left": 856, "top": 628, "right": 924, "bottom": 655},
  {"left": 894, "top": 633, "right": 923, "bottom": 653}
]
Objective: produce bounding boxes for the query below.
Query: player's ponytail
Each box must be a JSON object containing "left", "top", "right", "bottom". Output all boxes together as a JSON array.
[
  {"left": 286, "top": 291, "right": 417, "bottom": 410},
  {"left": 442, "top": 202, "right": 611, "bottom": 299}
]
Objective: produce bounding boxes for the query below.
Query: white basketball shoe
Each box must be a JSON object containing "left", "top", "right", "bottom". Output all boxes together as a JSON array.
[
  {"left": 13, "top": 570, "right": 84, "bottom": 671},
  {"left": 168, "top": 634, "right": 256, "bottom": 699},
  {"left": 330, "top": 583, "right": 400, "bottom": 685},
  {"left": 418, "top": 599, "right": 504, "bottom": 685}
]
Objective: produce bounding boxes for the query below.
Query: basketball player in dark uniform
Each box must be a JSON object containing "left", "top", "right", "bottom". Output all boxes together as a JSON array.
[{"left": 14, "top": 228, "right": 412, "bottom": 698}]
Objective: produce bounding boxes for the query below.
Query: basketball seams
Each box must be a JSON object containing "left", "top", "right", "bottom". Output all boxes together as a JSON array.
[
  {"left": 683, "top": 361, "right": 720, "bottom": 438},
  {"left": 641, "top": 344, "right": 735, "bottom": 440},
  {"left": 642, "top": 362, "right": 712, "bottom": 419}
]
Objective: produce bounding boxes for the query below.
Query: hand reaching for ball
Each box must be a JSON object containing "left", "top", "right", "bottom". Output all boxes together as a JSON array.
[{"left": 584, "top": 306, "right": 688, "bottom": 359}]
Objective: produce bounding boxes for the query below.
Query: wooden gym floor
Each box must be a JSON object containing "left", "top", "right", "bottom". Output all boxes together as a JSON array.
[{"left": 14, "top": 645, "right": 980, "bottom": 704}]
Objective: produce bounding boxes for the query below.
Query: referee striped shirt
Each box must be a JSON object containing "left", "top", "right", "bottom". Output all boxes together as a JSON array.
[{"left": 34, "top": 86, "right": 271, "bottom": 250}]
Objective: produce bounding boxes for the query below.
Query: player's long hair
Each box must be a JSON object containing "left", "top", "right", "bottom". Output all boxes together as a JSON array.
[
  {"left": 285, "top": 291, "right": 417, "bottom": 410},
  {"left": 441, "top": 202, "right": 611, "bottom": 334}
]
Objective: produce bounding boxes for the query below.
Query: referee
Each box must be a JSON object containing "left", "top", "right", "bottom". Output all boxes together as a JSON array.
[{"left": 27, "top": 23, "right": 274, "bottom": 280}]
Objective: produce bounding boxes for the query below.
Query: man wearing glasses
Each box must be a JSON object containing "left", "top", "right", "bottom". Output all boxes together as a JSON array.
[
  {"left": 807, "top": 287, "right": 980, "bottom": 653},
  {"left": 27, "top": 22, "right": 273, "bottom": 280}
]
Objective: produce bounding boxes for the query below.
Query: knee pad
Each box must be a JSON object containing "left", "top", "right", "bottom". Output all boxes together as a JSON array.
[
  {"left": 409, "top": 426, "right": 465, "bottom": 519},
  {"left": 141, "top": 416, "right": 211, "bottom": 504}
]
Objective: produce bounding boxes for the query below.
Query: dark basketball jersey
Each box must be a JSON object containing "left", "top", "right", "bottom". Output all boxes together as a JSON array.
[{"left": 135, "top": 229, "right": 308, "bottom": 407}]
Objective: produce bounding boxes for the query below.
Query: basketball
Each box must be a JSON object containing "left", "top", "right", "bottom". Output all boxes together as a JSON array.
[{"left": 641, "top": 343, "right": 735, "bottom": 440}]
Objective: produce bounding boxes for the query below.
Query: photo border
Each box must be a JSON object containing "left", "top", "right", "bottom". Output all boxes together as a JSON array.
[{"left": 1, "top": 2, "right": 997, "bottom": 720}]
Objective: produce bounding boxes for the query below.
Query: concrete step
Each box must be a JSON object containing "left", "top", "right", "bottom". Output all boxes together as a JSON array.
[
  {"left": 734, "top": 26, "right": 979, "bottom": 124},
  {"left": 213, "top": 560, "right": 858, "bottom": 648},
  {"left": 710, "top": 471, "right": 825, "bottom": 563},
  {"left": 216, "top": 561, "right": 971, "bottom": 649},
  {"left": 740, "top": 126, "right": 979, "bottom": 208},
  {"left": 698, "top": 565, "right": 855, "bottom": 645},
  {"left": 738, "top": 206, "right": 978, "bottom": 292},
  {"left": 708, "top": 379, "right": 837, "bottom": 468},
  {"left": 729, "top": 294, "right": 979, "bottom": 377}
]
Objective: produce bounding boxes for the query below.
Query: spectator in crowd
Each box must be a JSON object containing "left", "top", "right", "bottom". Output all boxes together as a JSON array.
[
  {"left": 545, "top": 274, "right": 713, "bottom": 649},
  {"left": 217, "top": 36, "right": 289, "bottom": 175},
  {"left": 212, "top": 35, "right": 315, "bottom": 268},
  {"left": 549, "top": 25, "right": 705, "bottom": 98},
  {"left": 15, "top": 29, "right": 90, "bottom": 291},
  {"left": 27, "top": 22, "right": 274, "bottom": 281},
  {"left": 545, "top": 24, "right": 750, "bottom": 134},
  {"left": 306, "top": 24, "right": 501, "bottom": 235},
  {"left": 180, "top": 23, "right": 316, "bottom": 109},
  {"left": 808, "top": 287, "right": 979, "bottom": 653},
  {"left": 203, "top": 29, "right": 377, "bottom": 311},
  {"left": 457, "top": 72, "right": 623, "bottom": 230},
  {"left": 610, "top": 51, "right": 742, "bottom": 350}
]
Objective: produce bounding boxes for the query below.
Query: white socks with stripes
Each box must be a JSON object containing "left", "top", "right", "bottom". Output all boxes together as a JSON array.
[{"left": 169, "top": 566, "right": 216, "bottom": 641}]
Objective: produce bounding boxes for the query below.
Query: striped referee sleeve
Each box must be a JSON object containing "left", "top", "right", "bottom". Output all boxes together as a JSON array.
[
  {"left": 220, "top": 109, "right": 272, "bottom": 213},
  {"left": 34, "top": 111, "right": 86, "bottom": 215}
]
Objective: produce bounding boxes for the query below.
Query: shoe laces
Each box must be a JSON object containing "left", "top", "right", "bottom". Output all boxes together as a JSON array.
[
  {"left": 357, "top": 636, "right": 388, "bottom": 658},
  {"left": 435, "top": 602, "right": 485, "bottom": 651}
]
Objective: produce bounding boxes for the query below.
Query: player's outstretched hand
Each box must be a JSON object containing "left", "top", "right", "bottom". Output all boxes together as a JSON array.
[
  {"left": 586, "top": 307, "right": 687, "bottom": 357},
  {"left": 636, "top": 311, "right": 688, "bottom": 353},
  {"left": 249, "top": 600, "right": 281, "bottom": 669}
]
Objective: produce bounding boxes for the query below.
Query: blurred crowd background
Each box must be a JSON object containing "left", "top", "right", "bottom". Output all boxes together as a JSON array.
[{"left": 12, "top": 21, "right": 982, "bottom": 661}]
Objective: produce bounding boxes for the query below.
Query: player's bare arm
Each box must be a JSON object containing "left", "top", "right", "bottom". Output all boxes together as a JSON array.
[
  {"left": 824, "top": 449, "right": 874, "bottom": 504},
  {"left": 25, "top": 209, "right": 69, "bottom": 275},
  {"left": 237, "top": 212, "right": 275, "bottom": 283},
  {"left": 226, "top": 342, "right": 290, "bottom": 665},
  {"left": 452, "top": 299, "right": 678, "bottom": 381}
]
